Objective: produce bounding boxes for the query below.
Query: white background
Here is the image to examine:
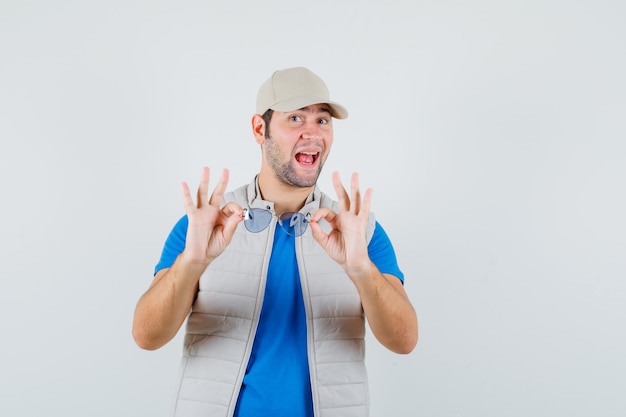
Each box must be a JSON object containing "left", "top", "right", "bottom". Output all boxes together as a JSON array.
[{"left": 1, "top": 1, "right": 625, "bottom": 416}]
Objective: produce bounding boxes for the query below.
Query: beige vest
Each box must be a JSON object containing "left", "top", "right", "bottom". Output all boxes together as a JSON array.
[{"left": 171, "top": 178, "right": 376, "bottom": 417}]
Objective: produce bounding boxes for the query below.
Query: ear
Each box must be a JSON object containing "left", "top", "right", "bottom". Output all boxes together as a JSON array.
[{"left": 251, "top": 114, "right": 266, "bottom": 145}]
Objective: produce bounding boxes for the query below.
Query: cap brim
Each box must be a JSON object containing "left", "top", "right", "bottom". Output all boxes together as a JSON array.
[{"left": 269, "top": 96, "right": 348, "bottom": 119}]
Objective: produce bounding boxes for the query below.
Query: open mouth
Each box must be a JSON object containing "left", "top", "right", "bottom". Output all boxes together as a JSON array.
[{"left": 295, "top": 151, "right": 319, "bottom": 166}]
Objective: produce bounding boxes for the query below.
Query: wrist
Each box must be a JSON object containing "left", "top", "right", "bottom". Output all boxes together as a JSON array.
[
  {"left": 344, "top": 259, "right": 377, "bottom": 281},
  {"left": 178, "top": 250, "right": 212, "bottom": 272}
]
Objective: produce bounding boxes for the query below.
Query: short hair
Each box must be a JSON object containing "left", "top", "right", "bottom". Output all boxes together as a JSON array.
[{"left": 262, "top": 109, "right": 273, "bottom": 139}]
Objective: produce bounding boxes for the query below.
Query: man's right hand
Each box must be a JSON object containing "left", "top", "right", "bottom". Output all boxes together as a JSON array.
[
  {"left": 132, "top": 167, "right": 243, "bottom": 350},
  {"left": 180, "top": 166, "right": 243, "bottom": 266}
]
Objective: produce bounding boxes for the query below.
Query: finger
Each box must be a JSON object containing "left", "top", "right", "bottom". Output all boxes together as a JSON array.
[
  {"left": 332, "top": 171, "right": 350, "bottom": 212},
  {"left": 209, "top": 168, "right": 230, "bottom": 207},
  {"left": 350, "top": 172, "right": 361, "bottom": 214},
  {"left": 181, "top": 181, "right": 194, "bottom": 212},
  {"left": 310, "top": 207, "right": 337, "bottom": 223},
  {"left": 309, "top": 221, "right": 329, "bottom": 247},
  {"left": 221, "top": 201, "right": 243, "bottom": 218},
  {"left": 222, "top": 203, "right": 245, "bottom": 237},
  {"left": 360, "top": 188, "right": 373, "bottom": 219},
  {"left": 196, "top": 167, "right": 210, "bottom": 208}
]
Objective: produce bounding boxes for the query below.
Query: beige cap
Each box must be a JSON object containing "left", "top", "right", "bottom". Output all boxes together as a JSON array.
[{"left": 256, "top": 66, "right": 348, "bottom": 119}]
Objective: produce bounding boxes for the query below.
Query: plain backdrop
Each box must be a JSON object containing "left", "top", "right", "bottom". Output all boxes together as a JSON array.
[{"left": 1, "top": 1, "right": 625, "bottom": 416}]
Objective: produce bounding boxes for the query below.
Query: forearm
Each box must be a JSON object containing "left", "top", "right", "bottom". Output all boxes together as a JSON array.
[
  {"left": 350, "top": 262, "right": 418, "bottom": 354},
  {"left": 132, "top": 253, "right": 207, "bottom": 350}
]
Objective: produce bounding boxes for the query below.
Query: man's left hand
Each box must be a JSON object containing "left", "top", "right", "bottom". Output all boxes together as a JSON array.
[{"left": 310, "top": 171, "right": 373, "bottom": 277}]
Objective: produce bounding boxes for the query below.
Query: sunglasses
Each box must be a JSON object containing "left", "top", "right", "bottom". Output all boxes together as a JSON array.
[{"left": 243, "top": 208, "right": 312, "bottom": 237}]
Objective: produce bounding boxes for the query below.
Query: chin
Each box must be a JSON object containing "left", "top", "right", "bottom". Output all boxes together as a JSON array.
[
  {"left": 274, "top": 162, "right": 323, "bottom": 188},
  {"left": 282, "top": 173, "right": 319, "bottom": 188}
]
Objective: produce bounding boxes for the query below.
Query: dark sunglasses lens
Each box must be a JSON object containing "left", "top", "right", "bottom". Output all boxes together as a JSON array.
[
  {"left": 244, "top": 208, "right": 273, "bottom": 233},
  {"left": 279, "top": 212, "right": 308, "bottom": 237}
]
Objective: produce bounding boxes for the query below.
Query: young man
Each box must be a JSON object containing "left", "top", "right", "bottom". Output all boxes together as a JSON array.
[{"left": 132, "top": 66, "right": 418, "bottom": 417}]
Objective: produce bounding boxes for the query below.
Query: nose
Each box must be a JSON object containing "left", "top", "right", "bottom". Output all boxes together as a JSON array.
[
  {"left": 302, "top": 132, "right": 322, "bottom": 140},
  {"left": 302, "top": 122, "right": 322, "bottom": 140}
]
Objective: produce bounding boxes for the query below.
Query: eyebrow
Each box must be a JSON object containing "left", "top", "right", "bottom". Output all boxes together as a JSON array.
[{"left": 298, "top": 105, "right": 332, "bottom": 115}]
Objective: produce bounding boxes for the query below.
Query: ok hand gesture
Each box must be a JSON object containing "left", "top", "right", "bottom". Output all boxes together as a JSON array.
[
  {"left": 180, "top": 167, "right": 243, "bottom": 266},
  {"left": 310, "top": 172, "right": 373, "bottom": 276}
]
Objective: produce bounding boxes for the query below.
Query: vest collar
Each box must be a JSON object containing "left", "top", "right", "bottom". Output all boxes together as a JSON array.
[{"left": 246, "top": 175, "right": 322, "bottom": 214}]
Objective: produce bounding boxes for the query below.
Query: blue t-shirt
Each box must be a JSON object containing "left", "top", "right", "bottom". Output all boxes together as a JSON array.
[{"left": 155, "top": 216, "right": 404, "bottom": 417}]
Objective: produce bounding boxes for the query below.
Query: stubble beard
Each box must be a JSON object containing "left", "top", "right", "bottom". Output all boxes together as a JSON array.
[{"left": 265, "top": 137, "right": 324, "bottom": 188}]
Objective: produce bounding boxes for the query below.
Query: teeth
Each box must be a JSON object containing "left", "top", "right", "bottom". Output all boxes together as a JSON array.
[{"left": 300, "top": 151, "right": 318, "bottom": 155}]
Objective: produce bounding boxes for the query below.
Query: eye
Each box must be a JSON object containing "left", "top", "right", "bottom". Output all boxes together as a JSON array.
[
  {"left": 289, "top": 115, "right": 303, "bottom": 122},
  {"left": 318, "top": 117, "right": 330, "bottom": 125}
]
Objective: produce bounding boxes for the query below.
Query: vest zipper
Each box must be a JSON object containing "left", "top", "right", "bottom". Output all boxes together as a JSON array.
[{"left": 227, "top": 219, "right": 277, "bottom": 417}]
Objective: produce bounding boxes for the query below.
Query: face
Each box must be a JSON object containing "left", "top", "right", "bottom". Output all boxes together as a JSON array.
[{"left": 261, "top": 104, "right": 334, "bottom": 188}]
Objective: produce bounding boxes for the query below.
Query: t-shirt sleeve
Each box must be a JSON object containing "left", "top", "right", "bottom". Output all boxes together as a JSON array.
[
  {"left": 154, "top": 215, "right": 188, "bottom": 275},
  {"left": 368, "top": 221, "right": 405, "bottom": 284}
]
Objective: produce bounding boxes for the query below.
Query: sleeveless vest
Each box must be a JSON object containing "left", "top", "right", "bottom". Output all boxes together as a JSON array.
[{"left": 171, "top": 178, "right": 376, "bottom": 417}]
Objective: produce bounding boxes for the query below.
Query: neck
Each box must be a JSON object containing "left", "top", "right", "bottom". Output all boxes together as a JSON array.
[{"left": 257, "top": 171, "right": 315, "bottom": 214}]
